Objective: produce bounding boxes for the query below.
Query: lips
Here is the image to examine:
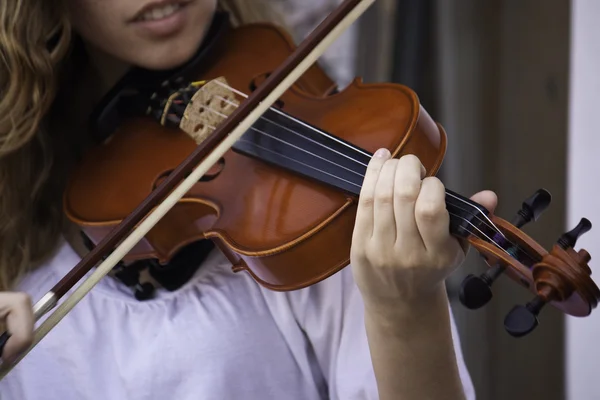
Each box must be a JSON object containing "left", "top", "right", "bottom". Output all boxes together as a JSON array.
[{"left": 130, "top": 0, "right": 191, "bottom": 23}]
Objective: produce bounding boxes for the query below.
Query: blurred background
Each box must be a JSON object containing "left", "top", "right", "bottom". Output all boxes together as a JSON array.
[{"left": 269, "top": 0, "right": 600, "bottom": 399}]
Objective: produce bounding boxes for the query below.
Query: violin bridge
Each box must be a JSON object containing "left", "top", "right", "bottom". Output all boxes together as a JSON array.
[{"left": 179, "top": 76, "right": 239, "bottom": 144}]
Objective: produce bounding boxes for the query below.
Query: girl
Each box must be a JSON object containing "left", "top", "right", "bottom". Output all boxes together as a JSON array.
[{"left": 0, "top": 0, "right": 496, "bottom": 398}]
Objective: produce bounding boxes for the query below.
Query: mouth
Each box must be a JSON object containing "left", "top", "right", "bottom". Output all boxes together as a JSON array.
[{"left": 130, "top": 0, "right": 191, "bottom": 23}]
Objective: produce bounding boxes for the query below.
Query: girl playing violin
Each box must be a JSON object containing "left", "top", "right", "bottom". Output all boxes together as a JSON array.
[{"left": 0, "top": 0, "right": 497, "bottom": 399}]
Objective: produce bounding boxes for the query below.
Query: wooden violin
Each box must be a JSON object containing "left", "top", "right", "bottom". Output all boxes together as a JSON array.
[{"left": 0, "top": 0, "right": 598, "bottom": 376}]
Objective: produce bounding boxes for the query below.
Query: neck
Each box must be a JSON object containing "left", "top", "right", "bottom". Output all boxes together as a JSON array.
[{"left": 84, "top": 43, "right": 131, "bottom": 100}]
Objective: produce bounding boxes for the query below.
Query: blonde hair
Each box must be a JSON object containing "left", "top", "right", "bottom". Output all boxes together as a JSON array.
[{"left": 0, "top": 0, "right": 280, "bottom": 291}]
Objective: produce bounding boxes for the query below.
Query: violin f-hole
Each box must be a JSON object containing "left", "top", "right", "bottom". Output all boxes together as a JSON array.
[
  {"left": 249, "top": 72, "right": 285, "bottom": 109},
  {"left": 153, "top": 157, "right": 226, "bottom": 189}
]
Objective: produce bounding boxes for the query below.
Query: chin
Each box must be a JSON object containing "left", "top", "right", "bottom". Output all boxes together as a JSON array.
[{"left": 133, "top": 42, "right": 201, "bottom": 71}]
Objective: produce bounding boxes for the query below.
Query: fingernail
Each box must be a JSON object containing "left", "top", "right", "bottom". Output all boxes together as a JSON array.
[{"left": 374, "top": 148, "right": 390, "bottom": 158}]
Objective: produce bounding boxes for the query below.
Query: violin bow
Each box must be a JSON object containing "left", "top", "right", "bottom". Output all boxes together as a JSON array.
[{"left": 0, "top": 0, "right": 376, "bottom": 378}]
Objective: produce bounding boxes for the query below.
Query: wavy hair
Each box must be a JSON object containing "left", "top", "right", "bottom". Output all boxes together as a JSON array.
[{"left": 0, "top": 0, "right": 280, "bottom": 291}]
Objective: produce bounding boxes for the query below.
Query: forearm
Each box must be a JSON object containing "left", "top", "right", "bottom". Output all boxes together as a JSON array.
[{"left": 363, "top": 284, "right": 466, "bottom": 400}]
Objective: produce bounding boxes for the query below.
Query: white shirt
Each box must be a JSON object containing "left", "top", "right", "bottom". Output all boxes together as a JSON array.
[{"left": 0, "top": 239, "right": 475, "bottom": 399}]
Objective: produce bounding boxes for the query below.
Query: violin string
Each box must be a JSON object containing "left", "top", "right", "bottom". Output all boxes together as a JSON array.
[
  {"left": 188, "top": 104, "right": 366, "bottom": 178},
  {"left": 195, "top": 94, "right": 370, "bottom": 168},
  {"left": 198, "top": 91, "right": 520, "bottom": 239},
  {"left": 187, "top": 88, "right": 534, "bottom": 265},
  {"left": 211, "top": 79, "right": 372, "bottom": 160},
  {"left": 185, "top": 117, "right": 534, "bottom": 265},
  {"left": 231, "top": 138, "right": 535, "bottom": 265},
  {"left": 171, "top": 82, "right": 534, "bottom": 265},
  {"left": 189, "top": 112, "right": 535, "bottom": 264},
  {"left": 444, "top": 191, "right": 501, "bottom": 237},
  {"left": 198, "top": 96, "right": 505, "bottom": 235},
  {"left": 191, "top": 91, "right": 514, "bottom": 246},
  {"left": 206, "top": 82, "right": 507, "bottom": 243},
  {"left": 196, "top": 101, "right": 525, "bottom": 258}
]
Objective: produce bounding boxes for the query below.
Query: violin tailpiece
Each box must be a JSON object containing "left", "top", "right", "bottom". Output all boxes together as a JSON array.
[{"left": 179, "top": 76, "right": 239, "bottom": 144}]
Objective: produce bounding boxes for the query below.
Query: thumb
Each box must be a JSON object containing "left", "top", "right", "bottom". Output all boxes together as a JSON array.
[{"left": 470, "top": 190, "right": 498, "bottom": 214}]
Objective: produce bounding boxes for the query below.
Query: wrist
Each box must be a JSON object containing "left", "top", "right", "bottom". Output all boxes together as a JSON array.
[
  {"left": 360, "top": 282, "right": 465, "bottom": 400},
  {"left": 362, "top": 283, "right": 450, "bottom": 328}
]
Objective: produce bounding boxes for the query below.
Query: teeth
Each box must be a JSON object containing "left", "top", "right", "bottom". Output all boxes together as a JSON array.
[{"left": 140, "top": 3, "right": 181, "bottom": 21}]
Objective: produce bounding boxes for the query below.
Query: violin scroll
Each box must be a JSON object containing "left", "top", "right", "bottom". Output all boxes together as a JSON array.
[
  {"left": 457, "top": 189, "right": 600, "bottom": 337},
  {"left": 504, "top": 217, "right": 596, "bottom": 337}
]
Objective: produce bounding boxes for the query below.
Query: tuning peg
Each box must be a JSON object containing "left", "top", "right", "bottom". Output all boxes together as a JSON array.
[
  {"left": 514, "top": 188, "right": 552, "bottom": 227},
  {"left": 459, "top": 189, "right": 552, "bottom": 310},
  {"left": 558, "top": 218, "right": 592, "bottom": 249},
  {"left": 504, "top": 295, "right": 546, "bottom": 337},
  {"left": 459, "top": 267, "right": 501, "bottom": 309}
]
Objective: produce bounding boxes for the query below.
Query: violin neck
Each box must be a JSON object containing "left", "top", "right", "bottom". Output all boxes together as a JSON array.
[{"left": 231, "top": 107, "right": 490, "bottom": 239}]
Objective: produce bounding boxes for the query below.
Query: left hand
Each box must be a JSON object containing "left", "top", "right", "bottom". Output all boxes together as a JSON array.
[{"left": 350, "top": 149, "right": 498, "bottom": 307}]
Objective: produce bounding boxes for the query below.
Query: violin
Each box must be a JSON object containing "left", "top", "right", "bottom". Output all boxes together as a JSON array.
[{"left": 0, "top": 0, "right": 598, "bottom": 376}]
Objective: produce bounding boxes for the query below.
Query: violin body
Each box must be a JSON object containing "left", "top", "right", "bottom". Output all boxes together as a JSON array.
[{"left": 64, "top": 22, "right": 446, "bottom": 291}]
